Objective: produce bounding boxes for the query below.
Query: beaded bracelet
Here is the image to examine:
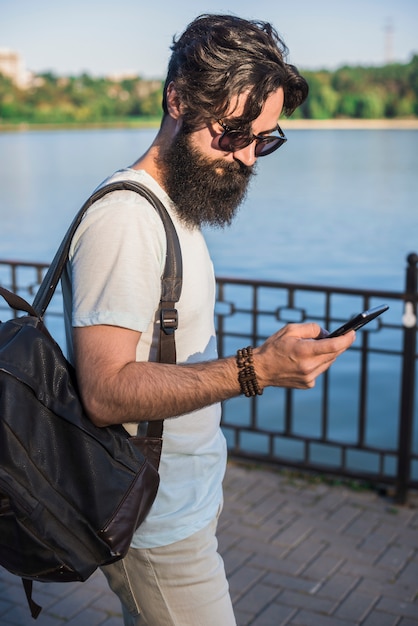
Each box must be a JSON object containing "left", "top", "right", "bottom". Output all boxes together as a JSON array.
[{"left": 236, "top": 346, "right": 263, "bottom": 397}]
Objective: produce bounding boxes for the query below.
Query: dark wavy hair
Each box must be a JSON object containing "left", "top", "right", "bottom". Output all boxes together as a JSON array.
[{"left": 162, "top": 14, "right": 308, "bottom": 130}]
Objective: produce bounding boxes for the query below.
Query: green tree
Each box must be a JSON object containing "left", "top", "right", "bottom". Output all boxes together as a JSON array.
[{"left": 299, "top": 71, "right": 340, "bottom": 119}]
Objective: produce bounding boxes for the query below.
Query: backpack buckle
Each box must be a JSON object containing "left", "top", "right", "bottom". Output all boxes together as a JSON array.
[{"left": 160, "top": 308, "right": 178, "bottom": 335}]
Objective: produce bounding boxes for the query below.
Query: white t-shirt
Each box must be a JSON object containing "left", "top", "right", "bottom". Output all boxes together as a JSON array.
[{"left": 62, "top": 168, "right": 227, "bottom": 548}]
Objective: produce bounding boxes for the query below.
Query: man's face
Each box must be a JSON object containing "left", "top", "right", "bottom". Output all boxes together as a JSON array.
[{"left": 159, "top": 88, "right": 285, "bottom": 229}]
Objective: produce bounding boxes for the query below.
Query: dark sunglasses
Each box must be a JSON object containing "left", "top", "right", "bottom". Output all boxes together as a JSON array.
[{"left": 217, "top": 119, "right": 287, "bottom": 157}]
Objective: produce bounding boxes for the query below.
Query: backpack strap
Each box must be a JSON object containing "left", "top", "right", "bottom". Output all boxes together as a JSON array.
[
  {"left": 32, "top": 180, "right": 182, "bottom": 319},
  {"left": 22, "top": 579, "right": 42, "bottom": 620},
  {"left": 0, "top": 286, "right": 38, "bottom": 318},
  {"left": 33, "top": 180, "right": 183, "bottom": 440}
]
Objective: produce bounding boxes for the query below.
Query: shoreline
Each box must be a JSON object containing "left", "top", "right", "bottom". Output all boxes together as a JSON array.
[
  {"left": 282, "top": 118, "right": 418, "bottom": 130},
  {"left": 0, "top": 118, "right": 417, "bottom": 132}
]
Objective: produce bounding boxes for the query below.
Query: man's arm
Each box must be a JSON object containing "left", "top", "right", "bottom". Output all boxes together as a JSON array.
[{"left": 73, "top": 322, "right": 355, "bottom": 427}]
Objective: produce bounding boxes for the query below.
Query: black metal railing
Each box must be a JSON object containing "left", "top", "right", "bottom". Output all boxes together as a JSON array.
[{"left": 1, "top": 254, "right": 417, "bottom": 502}]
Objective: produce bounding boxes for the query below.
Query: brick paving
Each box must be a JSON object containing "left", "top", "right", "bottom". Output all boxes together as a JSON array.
[{"left": 0, "top": 462, "right": 417, "bottom": 625}]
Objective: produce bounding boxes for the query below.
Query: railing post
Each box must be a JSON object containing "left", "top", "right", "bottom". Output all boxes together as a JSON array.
[{"left": 395, "top": 252, "right": 418, "bottom": 504}]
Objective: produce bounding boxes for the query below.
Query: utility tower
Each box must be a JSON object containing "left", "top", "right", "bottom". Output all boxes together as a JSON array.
[{"left": 384, "top": 18, "right": 394, "bottom": 64}]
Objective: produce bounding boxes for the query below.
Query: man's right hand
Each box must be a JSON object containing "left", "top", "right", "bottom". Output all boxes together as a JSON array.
[{"left": 254, "top": 322, "right": 355, "bottom": 390}]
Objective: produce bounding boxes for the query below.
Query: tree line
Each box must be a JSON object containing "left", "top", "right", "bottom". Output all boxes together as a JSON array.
[
  {"left": 0, "top": 55, "right": 417, "bottom": 124},
  {"left": 296, "top": 55, "right": 418, "bottom": 119},
  {"left": 0, "top": 73, "right": 163, "bottom": 124}
]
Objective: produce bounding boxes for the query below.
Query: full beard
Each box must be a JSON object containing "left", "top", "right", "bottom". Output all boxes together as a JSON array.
[{"left": 158, "top": 129, "right": 255, "bottom": 229}]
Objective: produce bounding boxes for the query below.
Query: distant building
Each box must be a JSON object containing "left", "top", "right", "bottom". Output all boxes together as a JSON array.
[{"left": 0, "top": 48, "right": 32, "bottom": 88}]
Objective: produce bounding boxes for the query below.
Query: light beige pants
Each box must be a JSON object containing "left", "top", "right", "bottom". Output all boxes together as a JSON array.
[{"left": 101, "top": 515, "right": 237, "bottom": 626}]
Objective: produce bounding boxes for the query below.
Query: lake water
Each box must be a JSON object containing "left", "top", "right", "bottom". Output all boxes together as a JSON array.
[
  {"left": 1, "top": 127, "right": 417, "bottom": 290},
  {"left": 1, "top": 127, "right": 417, "bottom": 476}
]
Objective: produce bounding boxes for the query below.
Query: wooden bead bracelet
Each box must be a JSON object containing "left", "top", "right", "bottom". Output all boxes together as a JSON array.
[{"left": 236, "top": 346, "right": 263, "bottom": 397}]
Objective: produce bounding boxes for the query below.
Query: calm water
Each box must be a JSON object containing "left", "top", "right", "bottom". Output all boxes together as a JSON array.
[{"left": 1, "top": 127, "right": 417, "bottom": 291}]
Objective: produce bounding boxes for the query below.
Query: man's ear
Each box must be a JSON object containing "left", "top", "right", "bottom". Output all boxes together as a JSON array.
[{"left": 166, "top": 82, "right": 182, "bottom": 119}]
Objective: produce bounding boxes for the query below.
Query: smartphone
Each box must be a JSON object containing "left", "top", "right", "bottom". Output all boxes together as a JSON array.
[{"left": 326, "top": 304, "right": 389, "bottom": 338}]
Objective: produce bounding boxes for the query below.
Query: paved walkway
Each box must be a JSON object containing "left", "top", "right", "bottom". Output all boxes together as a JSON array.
[{"left": 0, "top": 462, "right": 417, "bottom": 626}]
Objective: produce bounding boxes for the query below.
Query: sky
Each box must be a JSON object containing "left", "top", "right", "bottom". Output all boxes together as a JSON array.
[{"left": 1, "top": 0, "right": 417, "bottom": 79}]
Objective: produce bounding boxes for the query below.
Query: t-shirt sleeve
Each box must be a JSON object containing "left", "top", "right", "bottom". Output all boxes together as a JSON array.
[{"left": 69, "top": 190, "right": 166, "bottom": 332}]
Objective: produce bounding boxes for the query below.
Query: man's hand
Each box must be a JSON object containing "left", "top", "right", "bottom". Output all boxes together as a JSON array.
[{"left": 254, "top": 323, "right": 355, "bottom": 390}]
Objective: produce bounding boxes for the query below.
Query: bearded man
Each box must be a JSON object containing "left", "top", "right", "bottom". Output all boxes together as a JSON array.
[{"left": 62, "top": 14, "right": 355, "bottom": 626}]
